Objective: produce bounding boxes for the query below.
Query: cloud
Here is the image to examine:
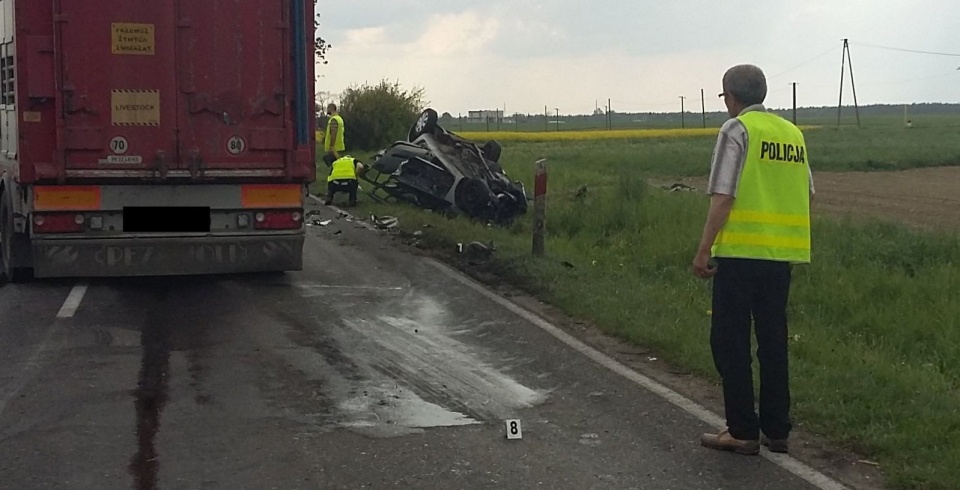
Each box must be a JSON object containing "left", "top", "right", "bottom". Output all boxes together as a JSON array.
[{"left": 414, "top": 12, "right": 501, "bottom": 56}]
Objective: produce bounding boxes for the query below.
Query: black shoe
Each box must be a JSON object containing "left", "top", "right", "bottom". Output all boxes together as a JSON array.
[
  {"left": 761, "top": 434, "right": 789, "bottom": 454},
  {"left": 347, "top": 201, "right": 358, "bottom": 208}
]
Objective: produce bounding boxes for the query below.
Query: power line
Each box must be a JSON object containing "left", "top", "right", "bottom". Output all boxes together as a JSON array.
[
  {"left": 854, "top": 42, "right": 960, "bottom": 58},
  {"left": 768, "top": 47, "right": 838, "bottom": 79}
]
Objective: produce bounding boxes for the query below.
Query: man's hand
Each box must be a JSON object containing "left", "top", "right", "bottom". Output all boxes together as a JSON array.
[
  {"left": 692, "top": 250, "right": 716, "bottom": 279},
  {"left": 692, "top": 193, "right": 734, "bottom": 280}
]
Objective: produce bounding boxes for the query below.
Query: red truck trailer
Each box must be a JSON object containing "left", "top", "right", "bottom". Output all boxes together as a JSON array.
[{"left": 0, "top": 0, "right": 316, "bottom": 281}]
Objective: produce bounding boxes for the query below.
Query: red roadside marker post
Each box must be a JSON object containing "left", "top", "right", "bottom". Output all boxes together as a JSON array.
[{"left": 532, "top": 159, "right": 548, "bottom": 257}]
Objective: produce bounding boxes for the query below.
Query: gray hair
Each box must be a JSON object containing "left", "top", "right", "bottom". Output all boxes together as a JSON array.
[{"left": 723, "top": 65, "right": 767, "bottom": 106}]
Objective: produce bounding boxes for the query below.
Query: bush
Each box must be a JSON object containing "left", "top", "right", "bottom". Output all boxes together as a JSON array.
[{"left": 339, "top": 80, "right": 426, "bottom": 151}]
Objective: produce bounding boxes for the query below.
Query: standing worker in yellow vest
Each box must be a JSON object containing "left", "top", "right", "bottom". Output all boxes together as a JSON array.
[
  {"left": 325, "top": 156, "right": 364, "bottom": 207},
  {"left": 324, "top": 103, "right": 346, "bottom": 167},
  {"left": 693, "top": 64, "right": 814, "bottom": 456}
]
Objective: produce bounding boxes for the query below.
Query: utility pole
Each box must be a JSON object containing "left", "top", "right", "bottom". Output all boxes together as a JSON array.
[
  {"left": 700, "top": 89, "right": 706, "bottom": 128},
  {"left": 607, "top": 98, "right": 612, "bottom": 130},
  {"left": 555, "top": 108, "right": 560, "bottom": 132},
  {"left": 791, "top": 82, "right": 798, "bottom": 125},
  {"left": 544, "top": 105, "right": 548, "bottom": 132},
  {"left": 679, "top": 96, "right": 686, "bottom": 129},
  {"left": 837, "top": 38, "right": 862, "bottom": 127}
]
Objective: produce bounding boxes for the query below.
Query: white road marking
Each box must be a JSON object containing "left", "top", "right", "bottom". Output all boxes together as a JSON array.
[
  {"left": 424, "top": 257, "right": 849, "bottom": 490},
  {"left": 57, "top": 283, "right": 88, "bottom": 319}
]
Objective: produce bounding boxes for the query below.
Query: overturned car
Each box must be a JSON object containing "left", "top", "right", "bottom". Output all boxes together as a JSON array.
[{"left": 361, "top": 109, "right": 528, "bottom": 223}]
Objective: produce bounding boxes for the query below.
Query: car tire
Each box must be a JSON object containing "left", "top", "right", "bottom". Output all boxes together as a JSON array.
[
  {"left": 482, "top": 140, "right": 502, "bottom": 163},
  {"left": 454, "top": 178, "right": 493, "bottom": 217},
  {"left": 0, "top": 194, "right": 32, "bottom": 283},
  {"left": 408, "top": 109, "right": 439, "bottom": 142}
]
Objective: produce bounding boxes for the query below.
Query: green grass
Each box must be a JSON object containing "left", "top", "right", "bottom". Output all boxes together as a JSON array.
[
  {"left": 316, "top": 123, "right": 960, "bottom": 489},
  {"left": 487, "top": 125, "right": 960, "bottom": 178}
]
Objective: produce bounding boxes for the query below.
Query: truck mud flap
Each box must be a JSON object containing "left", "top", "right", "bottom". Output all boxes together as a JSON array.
[{"left": 32, "top": 235, "right": 304, "bottom": 278}]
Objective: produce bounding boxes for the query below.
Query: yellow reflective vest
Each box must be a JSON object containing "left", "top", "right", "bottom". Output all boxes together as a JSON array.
[
  {"left": 712, "top": 111, "right": 811, "bottom": 263},
  {"left": 325, "top": 114, "right": 345, "bottom": 152},
  {"left": 328, "top": 156, "right": 358, "bottom": 182}
]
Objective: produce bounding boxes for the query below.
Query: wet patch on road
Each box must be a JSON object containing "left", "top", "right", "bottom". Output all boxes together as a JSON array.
[
  {"left": 267, "top": 285, "right": 549, "bottom": 438},
  {"left": 129, "top": 293, "right": 172, "bottom": 490}
]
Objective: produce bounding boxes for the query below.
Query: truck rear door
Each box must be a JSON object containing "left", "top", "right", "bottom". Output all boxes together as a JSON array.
[
  {"left": 56, "top": 1, "right": 178, "bottom": 172},
  {"left": 175, "top": 0, "right": 289, "bottom": 172},
  {"left": 55, "top": 1, "right": 294, "bottom": 176}
]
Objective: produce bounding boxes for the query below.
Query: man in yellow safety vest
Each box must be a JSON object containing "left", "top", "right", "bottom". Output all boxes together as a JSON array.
[
  {"left": 324, "top": 103, "right": 346, "bottom": 167},
  {"left": 693, "top": 64, "right": 815, "bottom": 456},
  {"left": 325, "top": 156, "right": 364, "bottom": 207}
]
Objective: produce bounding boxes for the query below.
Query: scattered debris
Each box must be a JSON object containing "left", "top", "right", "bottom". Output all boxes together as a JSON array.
[
  {"left": 371, "top": 215, "right": 399, "bottom": 230},
  {"left": 333, "top": 230, "right": 342, "bottom": 236},
  {"left": 461, "top": 241, "right": 496, "bottom": 261},
  {"left": 857, "top": 460, "right": 881, "bottom": 467},
  {"left": 660, "top": 182, "right": 698, "bottom": 193},
  {"left": 647, "top": 357, "right": 658, "bottom": 362},
  {"left": 561, "top": 261, "right": 576, "bottom": 269},
  {"left": 413, "top": 230, "right": 424, "bottom": 237},
  {"left": 579, "top": 433, "right": 601, "bottom": 447},
  {"left": 574, "top": 185, "right": 588, "bottom": 200}
]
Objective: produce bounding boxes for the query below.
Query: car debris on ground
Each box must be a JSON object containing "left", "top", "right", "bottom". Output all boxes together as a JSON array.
[
  {"left": 660, "top": 183, "right": 698, "bottom": 193},
  {"left": 360, "top": 108, "right": 529, "bottom": 224}
]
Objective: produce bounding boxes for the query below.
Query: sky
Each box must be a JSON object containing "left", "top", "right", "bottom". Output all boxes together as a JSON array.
[{"left": 316, "top": 1, "right": 960, "bottom": 115}]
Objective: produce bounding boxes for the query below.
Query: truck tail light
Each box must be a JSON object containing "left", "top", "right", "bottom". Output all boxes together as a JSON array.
[
  {"left": 253, "top": 209, "right": 303, "bottom": 230},
  {"left": 33, "top": 213, "right": 86, "bottom": 234}
]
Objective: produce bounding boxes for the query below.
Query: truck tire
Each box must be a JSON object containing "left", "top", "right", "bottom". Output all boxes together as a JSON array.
[{"left": 0, "top": 195, "right": 32, "bottom": 283}]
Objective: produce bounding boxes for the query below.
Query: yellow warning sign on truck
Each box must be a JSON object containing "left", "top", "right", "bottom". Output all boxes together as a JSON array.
[
  {"left": 112, "top": 23, "right": 155, "bottom": 55},
  {"left": 112, "top": 90, "right": 160, "bottom": 126}
]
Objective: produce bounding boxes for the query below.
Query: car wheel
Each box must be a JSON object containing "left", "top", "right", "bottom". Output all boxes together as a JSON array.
[
  {"left": 482, "top": 140, "right": 502, "bottom": 163},
  {"left": 0, "top": 194, "right": 31, "bottom": 283},
  {"left": 408, "top": 109, "right": 439, "bottom": 142},
  {"left": 454, "top": 178, "right": 493, "bottom": 217}
]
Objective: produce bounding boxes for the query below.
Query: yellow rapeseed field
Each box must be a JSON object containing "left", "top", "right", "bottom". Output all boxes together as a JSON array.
[
  {"left": 314, "top": 126, "right": 819, "bottom": 144},
  {"left": 456, "top": 128, "right": 719, "bottom": 142}
]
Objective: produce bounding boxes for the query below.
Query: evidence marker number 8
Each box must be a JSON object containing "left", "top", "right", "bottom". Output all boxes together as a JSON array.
[{"left": 505, "top": 419, "right": 522, "bottom": 440}]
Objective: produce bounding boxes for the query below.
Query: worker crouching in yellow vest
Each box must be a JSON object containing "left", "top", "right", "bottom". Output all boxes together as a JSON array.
[
  {"left": 694, "top": 64, "right": 814, "bottom": 456},
  {"left": 325, "top": 156, "right": 364, "bottom": 207}
]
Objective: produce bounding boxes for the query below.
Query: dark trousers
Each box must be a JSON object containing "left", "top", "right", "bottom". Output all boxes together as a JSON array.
[
  {"left": 327, "top": 179, "right": 358, "bottom": 205},
  {"left": 711, "top": 257, "right": 793, "bottom": 440}
]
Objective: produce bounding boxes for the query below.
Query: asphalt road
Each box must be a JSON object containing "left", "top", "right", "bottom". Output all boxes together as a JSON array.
[{"left": 0, "top": 203, "right": 845, "bottom": 490}]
